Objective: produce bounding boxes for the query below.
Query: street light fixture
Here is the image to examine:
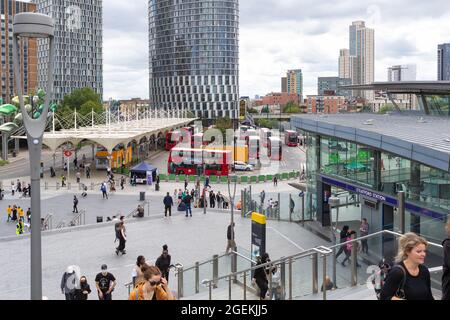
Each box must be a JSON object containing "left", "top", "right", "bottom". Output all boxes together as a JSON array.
[{"left": 12, "top": 12, "right": 55, "bottom": 300}]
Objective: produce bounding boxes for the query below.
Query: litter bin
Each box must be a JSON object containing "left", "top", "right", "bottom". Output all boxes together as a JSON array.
[
  {"left": 97, "top": 216, "right": 103, "bottom": 223},
  {"left": 140, "top": 191, "right": 145, "bottom": 201}
]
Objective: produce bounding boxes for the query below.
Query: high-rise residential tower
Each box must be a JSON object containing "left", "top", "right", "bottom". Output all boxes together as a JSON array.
[
  {"left": 0, "top": 0, "right": 37, "bottom": 104},
  {"left": 286, "top": 69, "right": 303, "bottom": 101},
  {"left": 343, "top": 21, "right": 375, "bottom": 100},
  {"left": 33, "top": 0, "right": 103, "bottom": 102},
  {"left": 438, "top": 43, "right": 450, "bottom": 81},
  {"left": 148, "top": 0, "right": 239, "bottom": 119}
]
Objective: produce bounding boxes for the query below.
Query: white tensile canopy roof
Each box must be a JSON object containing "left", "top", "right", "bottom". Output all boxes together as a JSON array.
[{"left": 33, "top": 118, "right": 196, "bottom": 153}]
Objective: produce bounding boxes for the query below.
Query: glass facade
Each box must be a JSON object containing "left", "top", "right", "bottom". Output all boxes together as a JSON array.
[
  {"left": 420, "top": 94, "right": 450, "bottom": 117},
  {"left": 148, "top": 0, "right": 239, "bottom": 119},
  {"left": 305, "top": 132, "right": 450, "bottom": 247},
  {"left": 34, "top": 0, "right": 103, "bottom": 102}
]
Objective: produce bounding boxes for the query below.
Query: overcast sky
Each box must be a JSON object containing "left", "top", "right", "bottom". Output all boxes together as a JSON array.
[{"left": 27, "top": 0, "right": 450, "bottom": 100}]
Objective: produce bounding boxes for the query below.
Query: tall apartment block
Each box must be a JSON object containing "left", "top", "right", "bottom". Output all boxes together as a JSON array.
[
  {"left": 340, "top": 21, "right": 375, "bottom": 101},
  {"left": 1, "top": 0, "right": 37, "bottom": 104},
  {"left": 281, "top": 77, "right": 287, "bottom": 93},
  {"left": 438, "top": 43, "right": 450, "bottom": 81},
  {"left": 33, "top": 0, "right": 103, "bottom": 103},
  {"left": 286, "top": 69, "right": 303, "bottom": 101},
  {"left": 148, "top": 0, "right": 239, "bottom": 119}
]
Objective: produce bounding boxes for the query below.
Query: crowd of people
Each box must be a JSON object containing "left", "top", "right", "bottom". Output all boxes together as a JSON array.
[
  {"left": 8, "top": 180, "right": 31, "bottom": 198},
  {"left": 60, "top": 245, "right": 176, "bottom": 301},
  {"left": 5, "top": 204, "right": 31, "bottom": 235}
]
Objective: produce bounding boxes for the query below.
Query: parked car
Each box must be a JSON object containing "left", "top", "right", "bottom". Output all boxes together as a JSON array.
[{"left": 232, "top": 161, "right": 254, "bottom": 171}]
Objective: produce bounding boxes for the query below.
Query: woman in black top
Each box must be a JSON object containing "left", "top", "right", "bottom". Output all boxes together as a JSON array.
[
  {"left": 156, "top": 245, "right": 172, "bottom": 283},
  {"left": 380, "top": 232, "right": 434, "bottom": 300},
  {"left": 252, "top": 256, "right": 269, "bottom": 300},
  {"left": 75, "top": 276, "right": 91, "bottom": 300},
  {"left": 442, "top": 220, "right": 450, "bottom": 300}
]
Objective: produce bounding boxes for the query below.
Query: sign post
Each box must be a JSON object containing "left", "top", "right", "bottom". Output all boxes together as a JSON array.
[
  {"left": 64, "top": 150, "right": 72, "bottom": 181},
  {"left": 251, "top": 212, "right": 266, "bottom": 264}
]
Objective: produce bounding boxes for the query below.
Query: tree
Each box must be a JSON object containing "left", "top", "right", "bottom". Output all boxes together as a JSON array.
[
  {"left": 378, "top": 103, "right": 395, "bottom": 114},
  {"left": 61, "top": 87, "right": 102, "bottom": 115},
  {"left": 283, "top": 101, "right": 301, "bottom": 113},
  {"left": 215, "top": 116, "right": 232, "bottom": 136},
  {"left": 261, "top": 105, "right": 269, "bottom": 113},
  {"left": 248, "top": 108, "right": 258, "bottom": 114},
  {"left": 80, "top": 100, "right": 103, "bottom": 115}
]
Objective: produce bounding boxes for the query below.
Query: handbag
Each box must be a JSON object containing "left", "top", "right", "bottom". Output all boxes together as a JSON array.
[{"left": 393, "top": 265, "right": 407, "bottom": 299}]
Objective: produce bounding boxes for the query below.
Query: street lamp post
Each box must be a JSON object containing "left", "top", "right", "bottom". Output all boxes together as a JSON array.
[{"left": 12, "top": 12, "right": 55, "bottom": 300}]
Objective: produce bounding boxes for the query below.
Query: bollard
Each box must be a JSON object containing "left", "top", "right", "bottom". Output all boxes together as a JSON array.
[
  {"left": 177, "top": 266, "right": 184, "bottom": 299},
  {"left": 195, "top": 262, "right": 200, "bottom": 294},
  {"left": 56, "top": 182, "right": 60, "bottom": 190},
  {"left": 213, "top": 254, "right": 219, "bottom": 288},
  {"left": 91, "top": 182, "right": 94, "bottom": 191},
  {"left": 312, "top": 252, "right": 318, "bottom": 294}
]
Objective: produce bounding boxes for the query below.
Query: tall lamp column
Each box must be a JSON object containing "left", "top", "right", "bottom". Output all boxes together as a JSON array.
[{"left": 12, "top": 13, "right": 55, "bottom": 300}]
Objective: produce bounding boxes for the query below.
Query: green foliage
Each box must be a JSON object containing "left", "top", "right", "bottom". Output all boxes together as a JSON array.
[
  {"left": 0, "top": 160, "right": 9, "bottom": 166},
  {"left": 256, "top": 119, "right": 279, "bottom": 129},
  {"left": 283, "top": 101, "right": 301, "bottom": 113},
  {"left": 378, "top": 103, "right": 395, "bottom": 114},
  {"left": 248, "top": 108, "right": 258, "bottom": 114},
  {"left": 261, "top": 106, "right": 269, "bottom": 113},
  {"left": 61, "top": 87, "right": 101, "bottom": 115},
  {"left": 215, "top": 116, "right": 232, "bottom": 135},
  {"left": 80, "top": 100, "right": 103, "bottom": 115}
]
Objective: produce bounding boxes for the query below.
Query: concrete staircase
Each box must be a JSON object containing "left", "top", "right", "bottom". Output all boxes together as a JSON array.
[
  {"left": 300, "top": 285, "right": 377, "bottom": 300},
  {"left": 182, "top": 283, "right": 259, "bottom": 300}
]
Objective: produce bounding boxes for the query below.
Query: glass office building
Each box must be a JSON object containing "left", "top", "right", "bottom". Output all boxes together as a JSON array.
[
  {"left": 292, "top": 82, "right": 450, "bottom": 263},
  {"left": 148, "top": 0, "right": 239, "bottom": 119}
]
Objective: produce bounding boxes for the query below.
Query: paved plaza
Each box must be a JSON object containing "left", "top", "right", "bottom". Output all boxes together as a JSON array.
[{"left": 0, "top": 205, "right": 329, "bottom": 300}]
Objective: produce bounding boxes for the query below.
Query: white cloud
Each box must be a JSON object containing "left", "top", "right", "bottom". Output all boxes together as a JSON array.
[{"left": 23, "top": 0, "right": 450, "bottom": 99}]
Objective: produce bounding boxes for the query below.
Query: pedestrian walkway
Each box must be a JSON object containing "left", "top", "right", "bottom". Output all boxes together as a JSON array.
[{"left": 0, "top": 208, "right": 329, "bottom": 300}]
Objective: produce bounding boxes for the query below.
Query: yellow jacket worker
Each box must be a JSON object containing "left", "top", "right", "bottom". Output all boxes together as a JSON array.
[
  {"left": 7, "top": 205, "right": 12, "bottom": 222},
  {"left": 18, "top": 207, "right": 25, "bottom": 221}
]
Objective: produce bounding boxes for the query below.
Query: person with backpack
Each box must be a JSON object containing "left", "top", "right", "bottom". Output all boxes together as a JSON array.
[
  {"left": 101, "top": 182, "right": 108, "bottom": 199},
  {"left": 60, "top": 266, "right": 78, "bottom": 300},
  {"left": 128, "top": 265, "right": 174, "bottom": 300},
  {"left": 184, "top": 193, "right": 193, "bottom": 217},
  {"left": 252, "top": 255, "right": 269, "bottom": 300},
  {"left": 115, "top": 217, "right": 126, "bottom": 255},
  {"left": 380, "top": 232, "right": 434, "bottom": 300},
  {"left": 155, "top": 245, "right": 172, "bottom": 282},
  {"left": 73, "top": 195, "right": 79, "bottom": 213},
  {"left": 442, "top": 220, "right": 450, "bottom": 300}
]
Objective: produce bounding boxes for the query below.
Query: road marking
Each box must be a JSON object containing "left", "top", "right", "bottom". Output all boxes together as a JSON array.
[{"left": 267, "top": 227, "right": 305, "bottom": 251}]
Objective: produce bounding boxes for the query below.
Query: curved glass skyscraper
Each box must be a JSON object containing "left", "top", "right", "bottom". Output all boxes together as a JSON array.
[{"left": 149, "top": 0, "right": 239, "bottom": 119}]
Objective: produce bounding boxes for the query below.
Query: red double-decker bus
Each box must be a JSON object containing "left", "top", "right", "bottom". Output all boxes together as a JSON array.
[
  {"left": 168, "top": 147, "right": 231, "bottom": 176},
  {"left": 165, "top": 130, "right": 181, "bottom": 151},
  {"left": 284, "top": 130, "right": 298, "bottom": 147}
]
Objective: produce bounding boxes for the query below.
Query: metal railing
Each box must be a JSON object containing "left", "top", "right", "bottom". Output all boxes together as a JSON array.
[
  {"left": 195, "top": 229, "right": 443, "bottom": 300},
  {"left": 41, "top": 214, "right": 52, "bottom": 231},
  {"left": 69, "top": 210, "right": 86, "bottom": 227}
]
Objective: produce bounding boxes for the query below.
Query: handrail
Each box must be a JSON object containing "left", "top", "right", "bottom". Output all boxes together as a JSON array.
[
  {"left": 329, "top": 229, "right": 443, "bottom": 250},
  {"left": 183, "top": 252, "right": 229, "bottom": 273},
  {"left": 230, "top": 250, "right": 257, "bottom": 264},
  {"left": 69, "top": 210, "right": 86, "bottom": 227},
  {"left": 204, "top": 246, "right": 333, "bottom": 287},
  {"left": 202, "top": 230, "right": 442, "bottom": 296}
]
